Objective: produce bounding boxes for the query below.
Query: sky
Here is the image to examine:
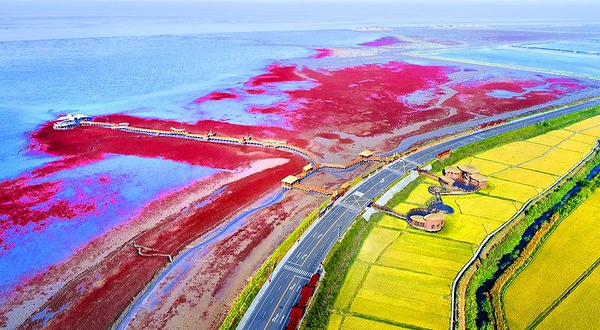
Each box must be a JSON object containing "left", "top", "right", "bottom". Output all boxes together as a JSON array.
[
  {"left": 0, "top": 0, "right": 598, "bottom": 40},
  {"left": 1, "top": 0, "right": 598, "bottom": 18}
]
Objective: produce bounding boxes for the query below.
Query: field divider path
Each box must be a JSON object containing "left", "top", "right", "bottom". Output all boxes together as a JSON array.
[
  {"left": 450, "top": 139, "right": 600, "bottom": 329},
  {"left": 524, "top": 257, "right": 600, "bottom": 330}
]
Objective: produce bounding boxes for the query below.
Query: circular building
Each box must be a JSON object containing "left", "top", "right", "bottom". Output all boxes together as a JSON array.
[
  {"left": 408, "top": 212, "right": 445, "bottom": 232},
  {"left": 439, "top": 175, "right": 455, "bottom": 187},
  {"left": 456, "top": 164, "right": 480, "bottom": 181},
  {"left": 423, "top": 212, "right": 445, "bottom": 232},
  {"left": 456, "top": 164, "right": 480, "bottom": 174},
  {"left": 409, "top": 215, "right": 426, "bottom": 229},
  {"left": 443, "top": 165, "right": 462, "bottom": 180},
  {"left": 469, "top": 173, "right": 488, "bottom": 189}
]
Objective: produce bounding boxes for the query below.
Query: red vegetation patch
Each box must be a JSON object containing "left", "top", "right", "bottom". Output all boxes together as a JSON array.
[
  {"left": 284, "top": 62, "right": 455, "bottom": 137},
  {"left": 194, "top": 91, "right": 238, "bottom": 104},
  {"left": 193, "top": 62, "right": 585, "bottom": 150},
  {"left": 309, "top": 48, "right": 334, "bottom": 59},
  {"left": 316, "top": 133, "right": 354, "bottom": 145},
  {"left": 16, "top": 59, "right": 588, "bottom": 330},
  {"left": 231, "top": 62, "right": 584, "bottom": 145},
  {"left": 22, "top": 155, "right": 305, "bottom": 330},
  {"left": 547, "top": 77, "right": 586, "bottom": 91},
  {"left": 31, "top": 116, "right": 309, "bottom": 171},
  {"left": 246, "top": 89, "right": 266, "bottom": 95},
  {"left": 445, "top": 78, "right": 584, "bottom": 116},
  {"left": 359, "top": 36, "right": 405, "bottom": 47},
  {"left": 245, "top": 64, "right": 306, "bottom": 87},
  {"left": 7, "top": 114, "right": 307, "bottom": 255}
]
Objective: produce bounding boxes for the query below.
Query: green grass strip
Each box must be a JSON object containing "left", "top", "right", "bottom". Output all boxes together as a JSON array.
[
  {"left": 219, "top": 197, "right": 332, "bottom": 330},
  {"left": 301, "top": 213, "right": 381, "bottom": 330}
]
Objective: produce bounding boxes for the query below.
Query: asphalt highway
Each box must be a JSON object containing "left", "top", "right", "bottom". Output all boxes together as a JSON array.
[{"left": 238, "top": 98, "right": 600, "bottom": 330}]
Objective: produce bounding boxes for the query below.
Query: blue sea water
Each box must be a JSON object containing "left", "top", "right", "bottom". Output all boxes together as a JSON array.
[
  {"left": 0, "top": 29, "right": 386, "bottom": 180},
  {"left": 430, "top": 46, "right": 600, "bottom": 79},
  {"left": 521, "top": 41, "right": 600, "bottom": 53},
  {"left": 486, "top": 82, "right": 555, "bottom": 99}
]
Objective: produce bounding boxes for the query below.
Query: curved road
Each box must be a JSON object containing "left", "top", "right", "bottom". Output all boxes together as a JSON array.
[{"left": 237, "top": 98, "right": 600, "bottom": 330}]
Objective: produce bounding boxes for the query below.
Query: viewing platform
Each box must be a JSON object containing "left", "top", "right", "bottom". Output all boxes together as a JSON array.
[{"left": 53, "top": 113, "right": 92, "bottom": 130}]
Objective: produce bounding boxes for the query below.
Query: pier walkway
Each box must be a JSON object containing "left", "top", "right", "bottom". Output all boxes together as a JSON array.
[{"left": 58, "top": 119, "right": 401, "bottom": 196}]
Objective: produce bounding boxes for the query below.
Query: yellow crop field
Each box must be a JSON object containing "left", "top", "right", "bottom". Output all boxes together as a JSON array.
[
  {"left": 583, "top": 189, "right": 600, "bottom": 207},
  {"left": 404, "top": 182, "right": 434, "bottom": 205},
  {"left": 521, "top": 147, "right": 588, "bottom": 176},
  {"left": 568, "top": 117, "right": 600, "bottom": 131},
  {"left": 339, "top": 316, "right": 414, "bottom": 330},
  {"left": 392, "top": 202, "right": 419, "bottom": 214},
  {"left": 522, "top": 157, "right": 572, "bottom": 175},
  {"left": 356, "top": 286, "right": 448, "bottom": 316},
  {"left": 476, "top": 141, "right": 550, "bottom": 165},
  {"left": 326, "top": 115, "right": 600, "bottom": 330},
  {"left": 540, "top": 147, "right": 587, "bottom": 166},
  {"left": 334, "top": 260, "right": 369, "bottom": 310},
  {"left": 357, "top": 227, "right": 400, "bottom": 263},
  {"left": 527, "top": 133, "right": 566, "bottom": 147},
  {"left": 351, "top": 266, "right": 451, "bottom": 330},
  {"left": 437, "top": 213, "right": 504, "bottom": 245},
  {"left": 563, "top": 115, "right": 600, "bottom": 132},
  {"left": 536, "top": 267, "right": 600, "bottom": 330},
  {"left": 376, "top": 250, "right": 463, "bottom": 279},
  {"left": 491, "top": 167, "right": 557, "bottom": 189},
  {"left": 384, "top": 231, "right": 474, "bottom": 261},
  {"left": 455, "top": 195, "right": 519, "bottom": 221},
  {"left": 557, "top": 138, "right": 595, "bottom": 153},
  {"left": 579, "top": 125, "right": 600, "bottom": 138},
  {"left": 503, "top": 198, "right": 600, "bottom": 330},
  {"left": 378, "top": 214, "right": 408, "bottom": 230},
  {"left": 377, "top": 234, "right": 472, "bottom": 279},
  {"left": 566, "top": 131, "right": 599, "bottom": 145},
  {"left": 546, "top": 128, "right": 575, "bottom": 139},
  {"left": 327, "top": 313, "right": 343, "bottom": 330},
  {"left": 484, "top": 178, "right": 539, "bottom": 202},
  {"left": 351, "top": 296, "right": 449, "bottom": 330},
  {"left": 458, "top": 156, "right": 511, "bottom": 174}
]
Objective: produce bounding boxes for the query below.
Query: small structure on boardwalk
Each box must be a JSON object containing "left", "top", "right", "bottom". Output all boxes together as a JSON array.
[
  {"left": 301, "top": 164, "right": 314, "bottom": 176},
  {"left": 439, "top": 175, "right": 455, "bottom": 186},
  {"left": 241, "top": 133, "right": 252, "bottom": 143},
  {"left": 170, "top": 127, "right": 187, "bottom": 134},
  {"left": 359, "top": 149, "right": 374, "bottom": 159},
  {"left": 423, "top": 212, "right": 445, "bottom": 231},
  {"left": 281, "top": 175, "right": 300, "bottom": 189}
]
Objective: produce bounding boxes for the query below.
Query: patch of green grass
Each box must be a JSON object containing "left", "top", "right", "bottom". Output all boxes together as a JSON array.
[{"left": 302, "top": 213, "right": 382, "bottom": 330}]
